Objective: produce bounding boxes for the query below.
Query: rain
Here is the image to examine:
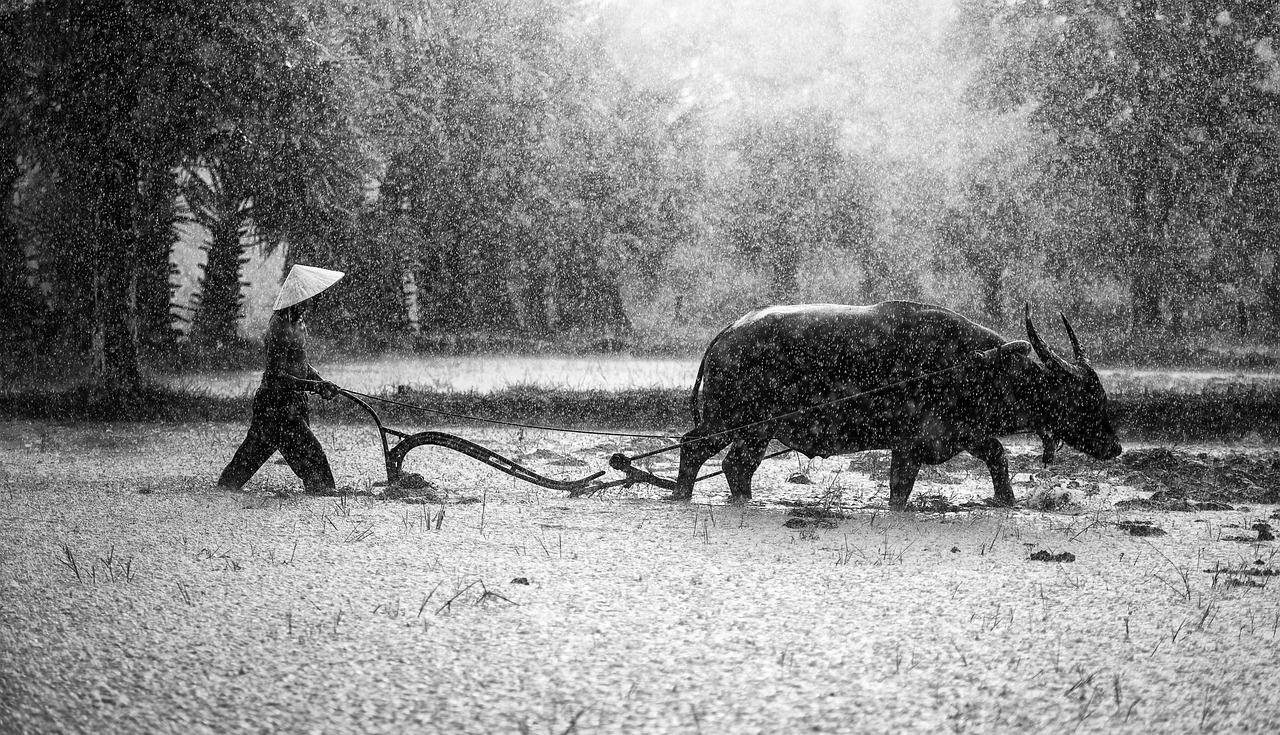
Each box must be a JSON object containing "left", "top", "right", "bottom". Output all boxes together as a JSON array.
[{"left": 2, "top": 1, "right": 1280, "bottom": 732}]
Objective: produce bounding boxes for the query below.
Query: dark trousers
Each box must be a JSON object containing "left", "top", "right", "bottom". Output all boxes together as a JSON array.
[{"left": 218, "top": 386, "right": 335, "bottom": 492}]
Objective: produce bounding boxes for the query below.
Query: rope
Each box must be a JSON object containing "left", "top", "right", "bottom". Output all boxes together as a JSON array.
[
  {"left": 688, "top": 447, "right": 793, "bottom": 484},
  {"left": 315, "top": 342, "right": 1004, "bottom": 462},
  {"left": 624, "top": 358, "right": 980, "bottom": 462},
  {"left": 333, "top": 387, "right": 673, "bottom": 440}
]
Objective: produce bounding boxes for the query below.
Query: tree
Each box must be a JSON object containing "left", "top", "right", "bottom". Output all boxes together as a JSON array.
[
  {"left": 2, "top": 1, "right": 160, "bottom": 389},
  {"left": 356, "top": 0, "right": 565, "bottom": 337},
  {"left": 956, "top": 0, "right": 1280, "bottom": 337},
  {"left": 1, "top": 0, "right": 370, "bottom": 388},
  {"left": 0, "top": 152, "right": 46, "bottom": 362},
  {"left": 725, "top": 107, "right": 872, "bottom": 303},
  {"left": 537, "top": 57, "right": 707, "bottom": 335},
  {"left": 351, "top": 0, "right": 702, "bottom": 342},
  {"left": 179, "top": 165, "right": 254, "bottom": 351},
  {"left": 939, "top": 179, "right": 1028, "bottom": 322},
  {"left": 135, "top": 165, "right": 182, "bottom": 353}
]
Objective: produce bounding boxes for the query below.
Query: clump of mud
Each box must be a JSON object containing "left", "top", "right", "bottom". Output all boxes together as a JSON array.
[
  {"left": 1219, "top": 522, "right": 1275, "bottom": 543},
  {"left": 1114, "top": 520, "right": 1166, "bottom": 537},
  {"left": 1029, "top": 550, "right": 1076, "bottom": 563},
  {"left": 1023, "top": 485, "right": 1078, "bottom": 511},
  {"left": 907, "top": 494, "right": 964, "bottom": 513},
  {"left": 377, "top": 472, "right": 443, "bottom": 502},
  {"left": 783, "top": 516, "right": 836, "bottom": 530},
  {"left": 1049, "top": 447, "right": 1280, "bottom": 505}
]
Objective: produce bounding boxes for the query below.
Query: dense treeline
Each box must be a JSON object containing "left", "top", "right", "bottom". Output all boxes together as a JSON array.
[{"left": 3, "top": 0, "right": 1280, "bottom": 392}]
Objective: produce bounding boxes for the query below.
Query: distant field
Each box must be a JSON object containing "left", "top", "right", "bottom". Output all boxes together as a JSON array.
[
  {"left": 159, "top": 354, "right": 1280, "bottom": 398},
  {"left": 5, "top": 354, "right": 1280, "bottom": 441},
  {"left": 161, "top": 354, "right": 707, "bottom": 396}
]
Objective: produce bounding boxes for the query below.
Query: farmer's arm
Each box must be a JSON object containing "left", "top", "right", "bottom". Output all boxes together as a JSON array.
[
  {"left": 301, "top": 362, "right": 339, "bottom": 399},
  {"left": 264, "top": 316, "right": 338, "bottom": 397}
]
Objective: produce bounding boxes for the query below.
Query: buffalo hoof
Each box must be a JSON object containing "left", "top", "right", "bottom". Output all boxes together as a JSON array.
[
  {"left": 662, "top": 493, "right": 693, "bottom": 502},
  {"left": 986, "top": 495, "right": 1017, "bottom": 508}
]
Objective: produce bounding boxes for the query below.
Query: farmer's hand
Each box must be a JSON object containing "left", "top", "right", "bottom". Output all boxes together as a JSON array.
[{"left": 317, "top": 381, "right": 340, "bottom": 400}]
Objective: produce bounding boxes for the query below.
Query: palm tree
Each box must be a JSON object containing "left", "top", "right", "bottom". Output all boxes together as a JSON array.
[{"left": 1, "top": 0, "right": 367, "bottom": 388}]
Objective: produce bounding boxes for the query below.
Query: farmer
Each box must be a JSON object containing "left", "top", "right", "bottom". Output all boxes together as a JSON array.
[{"left": 217, "top": 264, "right": 346, "bottom": 495}]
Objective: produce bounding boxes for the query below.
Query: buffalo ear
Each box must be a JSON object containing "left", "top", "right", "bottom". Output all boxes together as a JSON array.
[
  {"left": 1001, "top": 340, "right": 1031, "bottom": 357},
  {"left": 974, "top": 340, "right": 1032, "bottom": 364}
]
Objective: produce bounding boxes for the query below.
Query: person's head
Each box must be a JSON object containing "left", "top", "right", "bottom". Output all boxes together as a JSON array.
[{"left": 284, "top": 300, "right": 309, "bottom": 323}]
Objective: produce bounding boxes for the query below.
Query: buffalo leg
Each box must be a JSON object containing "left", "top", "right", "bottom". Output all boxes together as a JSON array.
[
  {"left": 671, "top": 430, "right": 732, "bottom": 500},
  {"left": 969, "top": 437, "right": 1014, "bottom": 506},
  {"left": 723, "top": 434, "right": 771, "bottom": 501},
  {"left": 888, "top": 449, "right": 920, "bottom": 510}
]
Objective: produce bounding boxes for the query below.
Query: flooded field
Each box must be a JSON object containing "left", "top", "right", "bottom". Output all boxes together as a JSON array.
[
  {"left": 3, "top": 420, "right": 1278, "bottom": 733},
  {"left": 160, "top": 353, "right": 1280, "bottom": 397}
]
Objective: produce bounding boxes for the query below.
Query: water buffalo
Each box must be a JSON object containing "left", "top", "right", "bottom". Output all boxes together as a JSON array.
[{"left": 673, "top": 300, "right": 1122, "bottom": 508}]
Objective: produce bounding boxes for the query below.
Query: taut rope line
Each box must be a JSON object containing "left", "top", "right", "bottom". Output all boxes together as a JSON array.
[
  {"left": 302, "top": 342, "right": 1011, "bottom": 489},
  {"left": 622, "top": 355, "right": 992, "bottom": 463},
  {"left": 323, "top": 386, "right": 672, "bottom": 440}
]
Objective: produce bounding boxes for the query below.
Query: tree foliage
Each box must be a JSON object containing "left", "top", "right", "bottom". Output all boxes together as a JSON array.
[
  {"left": 0, "top": 0, "right": 367, "bottom": 382},
  {"left": 956, "top": 0, "right": 1280, "bottom": 336},
  {"left": 7, "top": 0, "right": 1280, "bottom": 383},
  {"left": 726, "top": 107, "right": 872, "bottom": 303}
]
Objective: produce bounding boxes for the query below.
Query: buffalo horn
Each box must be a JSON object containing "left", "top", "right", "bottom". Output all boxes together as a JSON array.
[
  {"left": 1060, "top": 313, "right": 1086, "bottom": 364},
  {"left": 1025, "top": 304, "right": 1075, "bottom": 375}
]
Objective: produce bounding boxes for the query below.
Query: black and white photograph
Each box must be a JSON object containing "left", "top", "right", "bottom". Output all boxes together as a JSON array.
[{"left": 2, "top": 0, "right": 1279, "bottom": 732}]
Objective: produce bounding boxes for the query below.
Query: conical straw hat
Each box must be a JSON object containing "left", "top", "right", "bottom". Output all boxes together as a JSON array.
[{"left": 272, "top": 264, "right": 345, "bottom": 310}]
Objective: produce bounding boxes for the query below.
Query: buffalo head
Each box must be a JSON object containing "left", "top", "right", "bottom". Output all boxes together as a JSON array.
[{"left": 1025, "top": 305, "right": 1122, "bottom": 462}]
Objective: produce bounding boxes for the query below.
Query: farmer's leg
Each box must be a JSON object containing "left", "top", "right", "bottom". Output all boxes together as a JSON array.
[
  {"left": 270, "top": 397, "right": 336, "bottom": 492},
  {"left": 217, "top": 421, "right": 276, "bottom": 490}
]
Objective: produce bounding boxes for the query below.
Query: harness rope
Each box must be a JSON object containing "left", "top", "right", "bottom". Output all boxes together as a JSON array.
[
  {"left": 622, "top": 356, "right": 990, "bottom": 463},
  {"left": 325, "top": 387, "right": 673, "bottom": 440},
  {"left": 312, "top": 343, "right": 1006, "bottom": 467}
]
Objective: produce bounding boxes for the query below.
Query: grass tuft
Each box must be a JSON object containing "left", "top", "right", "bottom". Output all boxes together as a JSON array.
[{"left": 5, "top": 378, "right": 1280, "bottom": 441}]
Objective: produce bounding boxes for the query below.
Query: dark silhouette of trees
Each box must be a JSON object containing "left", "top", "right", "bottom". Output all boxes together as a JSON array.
[
  {"left": 956, "top": 0, "right": 1280, "bottom": 338},
  {"left": 354, "top": 0, "right": 702, "bottom": 342},
  {"left": 939, "top": 178, "right": 1028, "bottom": 323},
  {"left": 1, "top": 1, "right": 365, "bottom": 386},
  {"left": 726, "top": 107, "right": 873, "bottom": 303}
]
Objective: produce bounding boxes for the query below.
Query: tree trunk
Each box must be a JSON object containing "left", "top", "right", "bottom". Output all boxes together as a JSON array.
[
  {"left": 979, "top": 268, "right": 1003, "bottom": 323},
  {"left": 593, "top": 267, "right": 632, "bottom": 338},
  {"left": 1127, "top": 169, "right": 1168, "bottom": 338},
  {"left": 1128, "top": 252, "right": 1164, "bottom": 335},
  {"left": 89, "top": 161, "right": 142, "bottom": 392},
  {"left": 465, "top": 232, "right": 519, "bottom": 333},
  {"left": 1262, "top": 263, "right": 1280, "bottom": 341},
  {"left": 552, "top": 244, "right": 591, "bottom": 331},
  {"left": 768, "top": 227, "right": 800, "bottom": 303},
  {"left": 190, "top": 212, "right": 246, "bottom": 350},
  {"left": 135, "top": 165, "right": 179, "bottom": 352},
  {"left": 522, "top": 260, "right": 552, "bottom": 337},
  {"left": 0, "top": 155, "right": 42, "bottom": 353}
]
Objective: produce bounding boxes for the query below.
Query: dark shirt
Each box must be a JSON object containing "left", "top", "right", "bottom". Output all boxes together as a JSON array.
[{"left": 262, "top": 312, "right": 321, "bottom": 390}]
